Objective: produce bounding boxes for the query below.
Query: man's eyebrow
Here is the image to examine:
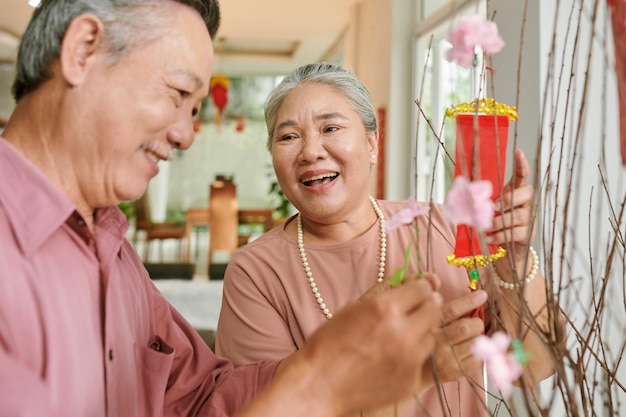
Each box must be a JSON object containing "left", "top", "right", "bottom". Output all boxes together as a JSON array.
[{"left": 170, "top": 69, "right": 204, "bottom": 89}]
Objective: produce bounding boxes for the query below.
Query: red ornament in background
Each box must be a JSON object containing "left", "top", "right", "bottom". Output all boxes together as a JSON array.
[
  {"left": 210, "top": 75, "right": 230, "bottom": 129},
  {"left": 193, "top": 118, "right": 201, "bottom": 133},
  {"left": 235, "top": 115, "right": 245, "bottom": 133},
  {"left": 607, "top": 0, "right": 626, "bottom": 166}
]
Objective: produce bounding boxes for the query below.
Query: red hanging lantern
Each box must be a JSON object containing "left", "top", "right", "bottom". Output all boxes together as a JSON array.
[
  {"left": 210, "top": 75, "right": 230, "bottom": 127},
  {"left": 445, "top": 98, "right": 517, "bottom": 294},
  {"left": 444, "top": 99, "right": 517, "bottom": 321},
  {"left": 453, "top": 112, "right": 508, "bottom": 265}
]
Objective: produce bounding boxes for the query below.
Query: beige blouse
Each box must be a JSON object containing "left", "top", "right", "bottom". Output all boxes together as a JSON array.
[{"left": 216, "top": 199, "right": 488, "bottom": 417}]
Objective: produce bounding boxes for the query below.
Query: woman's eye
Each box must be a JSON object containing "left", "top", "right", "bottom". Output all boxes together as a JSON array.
[{"left": 325, "top": 126, "right": 339, "bottom": 133}]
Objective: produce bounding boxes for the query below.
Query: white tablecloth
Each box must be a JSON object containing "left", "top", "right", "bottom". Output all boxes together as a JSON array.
[{"left": 153, "top": 279, "right": 224, "bottom": 331}]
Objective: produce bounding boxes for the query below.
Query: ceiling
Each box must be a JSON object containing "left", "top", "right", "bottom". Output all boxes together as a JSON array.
[{"left": 0, "top": 0, "right": 359, "bottom": 76}]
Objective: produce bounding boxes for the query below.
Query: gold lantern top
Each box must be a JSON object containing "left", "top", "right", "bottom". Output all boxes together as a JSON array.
[{"left": 445, "top": 98, "right": 518, "bottom": 121}]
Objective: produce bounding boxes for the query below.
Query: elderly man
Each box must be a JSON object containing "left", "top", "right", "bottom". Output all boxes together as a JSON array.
[{"left": 0, "top": 1, "right": 441, "bottom": 416}]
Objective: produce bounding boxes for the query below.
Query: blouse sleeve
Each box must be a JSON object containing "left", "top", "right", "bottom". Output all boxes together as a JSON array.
[{"left": 215, "top": 250, "right": 298, "bottom": 366}]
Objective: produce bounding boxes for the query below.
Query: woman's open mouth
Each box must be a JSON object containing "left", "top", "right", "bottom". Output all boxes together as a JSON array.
[{"left": 301, "top": 172, "right": 338, "bottom": 186}]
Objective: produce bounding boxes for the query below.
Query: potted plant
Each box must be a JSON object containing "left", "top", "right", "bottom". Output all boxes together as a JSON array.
[{"left": 268, "top": 180, "right": 292, "bottom": 220}]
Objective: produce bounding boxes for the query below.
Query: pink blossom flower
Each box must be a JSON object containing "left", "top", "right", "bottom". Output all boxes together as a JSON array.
[
  {"left": 445, "top": 176, "right": 494, "bottom": 231},
  {"left": 480, "top": 20, "right": 506, "bottom": 54},
  {"left": 471, "top": 332, "right": 524, "bottom": 398},
  {"left": 385, "top": 197, "right": 429, "bottom": 232},
  {"left": 444, "top": 14, "right": 505, "bottom": 69}
]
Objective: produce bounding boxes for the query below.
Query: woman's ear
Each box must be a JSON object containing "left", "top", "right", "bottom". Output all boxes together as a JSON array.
[
  {"left": 368, "top": 130, "right": 379, "bottom": 165},
  {"left": 59, "top": 14, "right": 104, "bottom": 87}
]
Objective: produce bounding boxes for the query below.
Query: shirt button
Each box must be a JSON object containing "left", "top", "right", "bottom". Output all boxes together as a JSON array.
[
  {"left": 108, "top": 349, "right": 114, "bottom": 361},
  {"left": 77, "top": 219, "right": 86, "bottom": 227}
]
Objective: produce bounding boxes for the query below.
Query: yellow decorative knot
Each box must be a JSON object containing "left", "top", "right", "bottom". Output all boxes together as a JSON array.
[
  {"left": 446, "top": 246, "right": 507, "bottom": 270},
  {"left": 445, "top": 98, "right": 518, "bottom": 121}
]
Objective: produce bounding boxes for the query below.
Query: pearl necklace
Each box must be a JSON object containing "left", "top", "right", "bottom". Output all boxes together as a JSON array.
[{"left": 296, "top": 196, "right": 387, "bottom": 319}]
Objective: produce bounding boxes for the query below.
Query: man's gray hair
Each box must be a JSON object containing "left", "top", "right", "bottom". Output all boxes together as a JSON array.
[{"left": 12, "top": 0, "right": 220, "bottom": 101}]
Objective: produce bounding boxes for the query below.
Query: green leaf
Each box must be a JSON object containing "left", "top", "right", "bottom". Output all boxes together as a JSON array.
[
  {"left": 389, "top": 268, "right": 406, "bottom": 287},
  {"left": 511, "top": 339, "right": 531, "bottom": 367},
  {"left": 389, "top": 245, "right": 412, "bottom": 287}
]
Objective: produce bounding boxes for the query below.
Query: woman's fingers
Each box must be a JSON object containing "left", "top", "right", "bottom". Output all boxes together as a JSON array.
[
  {"left": 494, "top": 184, "right": 534, "bottom": 213},
  {"left": 439, "top": 290, "right": 488, "bottom": 326}
]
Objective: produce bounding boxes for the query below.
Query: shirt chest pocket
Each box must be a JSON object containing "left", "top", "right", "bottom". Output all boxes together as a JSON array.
[{"left": 133, "top": 336, "right": 174, "bottom": 417}]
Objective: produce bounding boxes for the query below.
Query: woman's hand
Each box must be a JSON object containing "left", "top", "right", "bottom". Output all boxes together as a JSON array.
[
  {"left": 419, "top": 290, "right": 487, "bottom": 392},
  {"left": 490, "top": 149, "right": 536, "bottom": 279},
  {"left": 485, "top": 149, "right": 561, "bottom": 386}
]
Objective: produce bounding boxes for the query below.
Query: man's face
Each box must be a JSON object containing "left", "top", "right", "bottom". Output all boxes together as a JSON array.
[{"left": 73, "top": 4, "right": 213, "bottom": 209}]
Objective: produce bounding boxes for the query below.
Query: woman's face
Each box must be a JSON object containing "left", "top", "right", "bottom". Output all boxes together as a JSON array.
[{"left": 270, "top": 83, "right": 377, "bottom": 223}]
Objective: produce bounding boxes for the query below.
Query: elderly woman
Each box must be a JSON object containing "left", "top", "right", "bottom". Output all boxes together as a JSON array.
[{"left": 216, "top": 63, "right": 556, "bottom": 416}]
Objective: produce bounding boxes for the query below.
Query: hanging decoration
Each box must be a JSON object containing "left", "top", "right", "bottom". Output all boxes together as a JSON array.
[
  {"left": 210, "top": 75, "right": 230, "bottom": 129},
  {"left": 442, "top": 14, "right": 512, "bottom": 322},
  {"left": 235, "top": 115, "right": 246, "bottom": 133},
  {"left": 607, "top": 0, "right": 626, "bottom": 165},
  {"left": 193, "top": 115, "right": 202, "bottom": 133},
  {"left": 446, "top": 99, "right": 517, "bottom": 275},
  {"left": 445, "top": 99, "right": 517, "bottom": 318}
]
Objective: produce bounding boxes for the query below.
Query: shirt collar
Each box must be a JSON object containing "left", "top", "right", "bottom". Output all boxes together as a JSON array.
[{"left": 0, "top": 137, "right": 128, "bottom": 256}]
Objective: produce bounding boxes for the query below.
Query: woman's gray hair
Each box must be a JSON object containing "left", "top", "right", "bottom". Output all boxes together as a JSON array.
[
  {"left": 12, "top": 0, "right": 220, "bottom": 101},
  {"left": 264, "top": 62, "right": 378, "bottom": 152}
]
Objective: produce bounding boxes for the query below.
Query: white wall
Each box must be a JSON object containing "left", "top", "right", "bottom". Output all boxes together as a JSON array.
[
  {"left": 166, "top": 120, "right": 274, "bottom": 213},
  {"left": 387, "top": 0, "right": 419, "bottom": 200},
  {"left": 345, "top": 0, "right": 393, "bottom": 197},
  {"left": 345, "top": 0, "right": 417, "bottom": 200}
]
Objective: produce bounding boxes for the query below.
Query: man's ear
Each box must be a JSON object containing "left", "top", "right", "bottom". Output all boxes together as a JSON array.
[{"left": 59, "top": 14, "right": 104, "bottom": 87}]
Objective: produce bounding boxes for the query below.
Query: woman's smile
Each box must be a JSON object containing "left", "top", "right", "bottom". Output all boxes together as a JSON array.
[{"left": 301, "top": 172, "right": 339, "bottom": 187}]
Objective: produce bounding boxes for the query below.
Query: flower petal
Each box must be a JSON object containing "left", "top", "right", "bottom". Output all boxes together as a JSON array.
[
  {"left": 471, "top": 332, "right": 523, "bottom": 399},
  {"left": 384, "top": 198, "right": 429, "bottom": 232},
  {"left": 444, "top": 14, "right": 505, "bottom": 67},
  {"left": 445, "top": 176, "right": 494, "bottom": 231}
]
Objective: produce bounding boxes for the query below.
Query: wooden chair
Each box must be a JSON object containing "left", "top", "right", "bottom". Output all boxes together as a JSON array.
[
  {"left": 133, "top": 194, "right": 187, "bottom": 262},
  {"left": 182, "top": 207, "right": 274, "bottom": 266},
  {"left": 238, "top": 209, "right": 275, "bottom": 232},
  {"left": 208, "top": 177, "right": 238, "bottom": 265},
  {"left": 184, "top": 208, "right": 210, "bottom": 262},
  {"left": 237, "top": 208, "right": 275, "bottom": 245}
]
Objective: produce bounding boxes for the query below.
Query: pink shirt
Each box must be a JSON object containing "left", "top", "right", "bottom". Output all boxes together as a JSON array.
[{"left": 0, "top": 138, "right": 278, "bottom": 417}]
